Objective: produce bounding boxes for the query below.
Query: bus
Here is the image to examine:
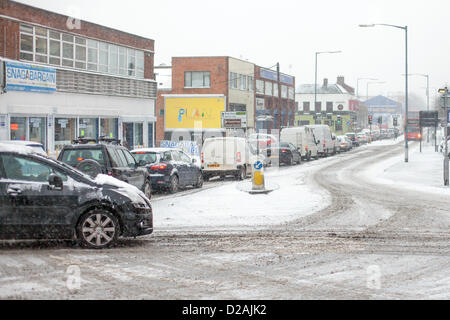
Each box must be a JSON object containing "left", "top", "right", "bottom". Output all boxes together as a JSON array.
[{"left": 407, "top": 112, "right": 422, "bottom": 141}]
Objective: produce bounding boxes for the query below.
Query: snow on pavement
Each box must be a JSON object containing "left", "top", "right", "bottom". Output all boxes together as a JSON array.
[
  {"left": 152, "top": 161, "right": 334, "bottom": 229},
  {"left": 360, "top": 142, "right": 450, "bottom": 195}
]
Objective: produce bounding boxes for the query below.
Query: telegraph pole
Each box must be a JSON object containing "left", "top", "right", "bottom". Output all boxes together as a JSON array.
[{"left": 277, "top": 62, "right": 281, "bottom": 129}]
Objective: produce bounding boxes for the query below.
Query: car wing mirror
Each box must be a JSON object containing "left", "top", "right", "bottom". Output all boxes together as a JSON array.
[
  {"left": 138, "top": 160, "right": 147, "bottom": 167},
  {"left": 48, "top": 173, "right": 63, "bottom": 191}
]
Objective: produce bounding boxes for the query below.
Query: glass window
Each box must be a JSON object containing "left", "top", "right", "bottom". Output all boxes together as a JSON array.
[
  {"left": 55, "top": 118, "right": 77, "bottom": 153},
  {"left": 35, "top": 37, "right": 47, "bottom": 54},
  {"left": 63, "top": 42, "right": 73, "bottom": 59},
  {"left": 62, "top": 59, "right": 74, "bottom": 67},
  {"left": 20, "top": 34, "right": 33, "bottom": 52},
  {"left": 134, "top": 123, "right": 143, "bottom": 148},
  {"left": 121, "top": 149, "right": 137, "bottom": 167},
  {"left": 35, "top": 27, "right": 47, "bottom": 37},
  {"left": 35, "top": 55, "right": 47, "bottom": 63},
  {"left": 29, "top": 117, "right": 46, "bottom": 148},
  {"left": 50, "top": 39, "right": 60, "bottom": 56},
  {"left": 10, "top": 117, "right": 27, "bottom": 141},
  {"left": 49, "top": 57, "right": 60, "bottom": 66},
  {"left": 281, "top": 85, "right": 288, "bottom": 99},
  {"left": 62, "top": 34, "right": 74, "bottom": 42},
  {"left": 184, "top": 72, "right": 192, "bottom": 87},
  {"left": 192, "top": 72, "right": 203, "bottom": 87},
  {"left": 240, "top": 75, "right": 247, "bottom": 90},
  {"left": 230, "top": 72, "right": 238, "bottom": 89},
  {"left": 273, "top": 83, "right": 278, "bottom": 97},
  {"left": 75, "top": 37, "right": 86, "bottom": 45},
  {"left": 136, "top": 51, "right": 144, "bottom": 78},
  {"left": 113, "top": 148, "right": 128, "bottom": 167},
  {"left": 162, "top": 151, "right": 172, "bottom": 161},
  {"left": 20, "top": 52, "right": 33, "bottom": 61},
  {"left": 20, "top": 24, "right": 33, "bottom": 34},
  {"left": 171, "top": 151, "right": 181, "bottom": 161},
  {"left": 122, "top": 123, "right": 133, "bottom": 150},
  {"left": 109, "top": 45, "right": 119, "bottom": 74},
  {"left": 49, "top": 31, "right": 60, "bottom": 40},
  {"left": 265, "top": 81, "right": 273, "bottom": 96},
  {"left": 132, "top": 152, "right": 157, "bottom": 164},
  {"left": 76, "top": 45, "right": 86, "bottom": 61},
  {"left": 289, "top": 87, "right": 295, "bottom": 100},
  {"left": 60, "top": 148, "right": 105, "bottom": 167},
  {"left": 119, "top": 47, "right": 127, "bottom": 75},
  {"left": 1, "top": 155, "right": 67, "bottom": 183},
  {"left": 179, "top": 152, "right": 191, "bottom": 163},
  {"left": 248, "top": 76, "right": 254, "bottom": 91},
  {"left": 79, "top": 118, "right": 98, "bottom": 139},
  {"left": 100, "top": 118, "right": 118, "bottom": 139},
  {"left": 127, "top": 49, "right": 136, "bottom": 76},
  {"left": 256, "top": 79, "right": 264, "bottom": 94},
  {"left": 107, "top": 148, "right": 123, "bottom": 167}
]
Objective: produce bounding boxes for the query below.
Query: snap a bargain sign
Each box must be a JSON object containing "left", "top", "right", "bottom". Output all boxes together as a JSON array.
[
  {"left": 165, "top": 96, "right": 225, "bottom": 130},
  {"left": 5, "top": 61, "right": 56, "bottom": 93}
]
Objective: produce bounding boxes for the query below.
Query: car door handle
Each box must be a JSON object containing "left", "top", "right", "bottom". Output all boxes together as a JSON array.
[{"left": 7, "top": 188, "right": 22, "bottom": 197}]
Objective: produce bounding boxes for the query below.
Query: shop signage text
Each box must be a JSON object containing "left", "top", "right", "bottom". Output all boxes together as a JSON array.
[{"left": 5, "top": 61, "right": 56, "bottom": 93}]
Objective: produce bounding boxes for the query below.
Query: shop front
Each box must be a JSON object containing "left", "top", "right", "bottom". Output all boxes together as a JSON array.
[{"left": 0, "top": 60, "right": 156, "bottom": 156}]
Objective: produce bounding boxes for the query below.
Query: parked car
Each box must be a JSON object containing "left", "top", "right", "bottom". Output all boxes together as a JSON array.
[
  {"left": 356, "top": 133, "right": 368, "bottom": 145},
  {"left": 0, "top": 140, "right": 46, "bottom": 156},
  {"left": 201, "top": 137, "right": 263, "bottom": 181},
  {"left": 131, "top": 148, "right": 203, "bottom": 193},
  {"left": 261, "top": 142, "right": 301, "bottom": 166},
  {"left": 307, "top": 125, "right": 334, "bottom": 156},
  {"left": 345, "top": 132, "right": 359, "bottom": 147},
  {"left": 0, "top": 143, "right": 153, "bottom": 248},
  {"left": 280, "top": 126, "right": 319, "bottom": 161},
  {"left": 57, "top": 138, "right": 152, "bottom": 199},
  {"left": 331, "top": 133, "right": 340, "bottom": 153},
  {"left": 337, "top": 136, "right": 352, "bottom": 151}
]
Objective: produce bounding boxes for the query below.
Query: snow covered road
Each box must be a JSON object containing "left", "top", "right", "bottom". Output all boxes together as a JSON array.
[{"left": 1, "top": 139, "right": 449, "bottom": 299}]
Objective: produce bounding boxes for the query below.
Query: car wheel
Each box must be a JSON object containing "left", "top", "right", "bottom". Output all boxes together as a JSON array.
[
  {"left": 168, "top": 175, "right": 179, "bottom": 194},
  {"left": 77, "top": 210, "right": 119, "bottom": 249},
  {"left": 287, "top": 155, "right": 293, "bottom": 166},
  {"left": 307, "top": 152, "right": 311, "bottom": 161},
  {"left": 203, "top": 174, "right": 210, "bottom": 182},
  {"left": 194, "top": 173, "right": 203, "bottom": 188},
  {"left": 143, "top": 180, "right": 152, "bottom": 199}
]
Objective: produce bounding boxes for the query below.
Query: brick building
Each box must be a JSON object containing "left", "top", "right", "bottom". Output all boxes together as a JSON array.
[
  {"left": 0, "top": 0, "right": 157, "bottom": 156},
  {"left": 255, "top": 65, "right": 296, "bottom": 131}
]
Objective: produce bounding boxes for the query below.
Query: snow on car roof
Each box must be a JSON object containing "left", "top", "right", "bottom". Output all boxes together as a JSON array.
[
  {"left": 131, "top": 147, "right": 181, "bottom": 153},
  {"left": 0, "top": 142, "right": 41, "bottom": 155}
]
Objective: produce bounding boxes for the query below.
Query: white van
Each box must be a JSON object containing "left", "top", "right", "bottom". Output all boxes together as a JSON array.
[
  {"left": 201, "top": 137, "right": 263, "bottom": 181},
  {"left": 280, "top": 127, "right": 319, "bottom": 161},
  {"left": 306, "top": 125, "right": 334, "bottom": 157}
]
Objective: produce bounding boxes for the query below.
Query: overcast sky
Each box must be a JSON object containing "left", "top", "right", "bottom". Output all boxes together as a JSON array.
[{"left": 17, "top": 0, "right": 450, "bottom": 105}]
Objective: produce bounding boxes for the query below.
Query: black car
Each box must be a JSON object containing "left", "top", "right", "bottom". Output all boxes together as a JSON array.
[
  {"left": 57, "top": 139, "right": 152, "bottom": 199},
  {"left": 262, "top": 142, "right": 302, "bottom": 166},
  {"left": 131, "top": 148, "right": 203, "bottom": 194},
  {"left": 0, "top": 145, "right": 153, "bottom": 248}
]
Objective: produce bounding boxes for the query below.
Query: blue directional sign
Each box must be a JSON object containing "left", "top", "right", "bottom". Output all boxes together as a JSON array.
[{"left": 254, "top": 161, "right": 263, "bottom": 170}]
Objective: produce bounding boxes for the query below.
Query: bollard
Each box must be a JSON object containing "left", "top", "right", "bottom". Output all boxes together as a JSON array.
[{"left": 252, "top": 160, "right": 265, "bottom": 191}]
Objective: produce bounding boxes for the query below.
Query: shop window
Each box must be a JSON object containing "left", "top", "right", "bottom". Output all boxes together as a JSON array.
[
  {"left": 148, "top": 123, "right": 154, "bottom": 147},
  {"left": 79, "top": 118, "right": 98, "bottom": 139},
  {"left": 55, "top": 118, "right": 77, "bottom": 152},
  {"left": 100, "top": 118, "right": 118, "bottom": 139},
  {"left": 10, "top": 117, "right": 27, "bottom": 141},
  {"left": 29, "top": 117, "right": 46, "bottom": 149},
  {"left": 134, "top": 123, "right": 143, "bottom": 148}
]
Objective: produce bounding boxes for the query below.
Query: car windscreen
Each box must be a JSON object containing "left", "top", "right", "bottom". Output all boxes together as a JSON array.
[
  {"left": 60, "top": 148, "right": 106, "bottom": 167},
  {"left": 132, "top": 152, "right": 158, "bottom": 164}
]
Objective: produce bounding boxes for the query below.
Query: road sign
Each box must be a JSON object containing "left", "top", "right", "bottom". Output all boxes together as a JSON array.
[
  {"left": 419, "top": 111, "right": 439, "bottom": 127},
  {"left": 254, "top": 161, "right": 263, "bottom": 171}
]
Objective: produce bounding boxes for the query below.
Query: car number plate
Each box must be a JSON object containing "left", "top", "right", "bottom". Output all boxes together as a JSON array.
[{"left": 208, "top": 164, "right": 220, "bottom": 168}]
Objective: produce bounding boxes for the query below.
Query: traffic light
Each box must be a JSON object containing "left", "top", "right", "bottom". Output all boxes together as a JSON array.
[
  {"left": 336, "top": 115, "right": 342, "bottom": 125},
  {"left": 393, "top": 117, "right": 398, "bottom": 127},
  {"left": 378, "top": 116, "right": 382, "bottom": 124},
  {"left": 368, "top": 115, "right": 373, "bottom": 125}
]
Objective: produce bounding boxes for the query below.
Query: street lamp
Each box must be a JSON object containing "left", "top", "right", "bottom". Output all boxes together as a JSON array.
[
  {"left": 314, "top": 51, "right": 342, "bottom": 112},
  {"left": 360, "top": 23, "right": 409, "bottom": 163},
  {"left": 357, "top": 78, "right": 378, "bottom": 100},
  {"left": 366, "top": 81, "right": 386, "bottom": 101}
]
